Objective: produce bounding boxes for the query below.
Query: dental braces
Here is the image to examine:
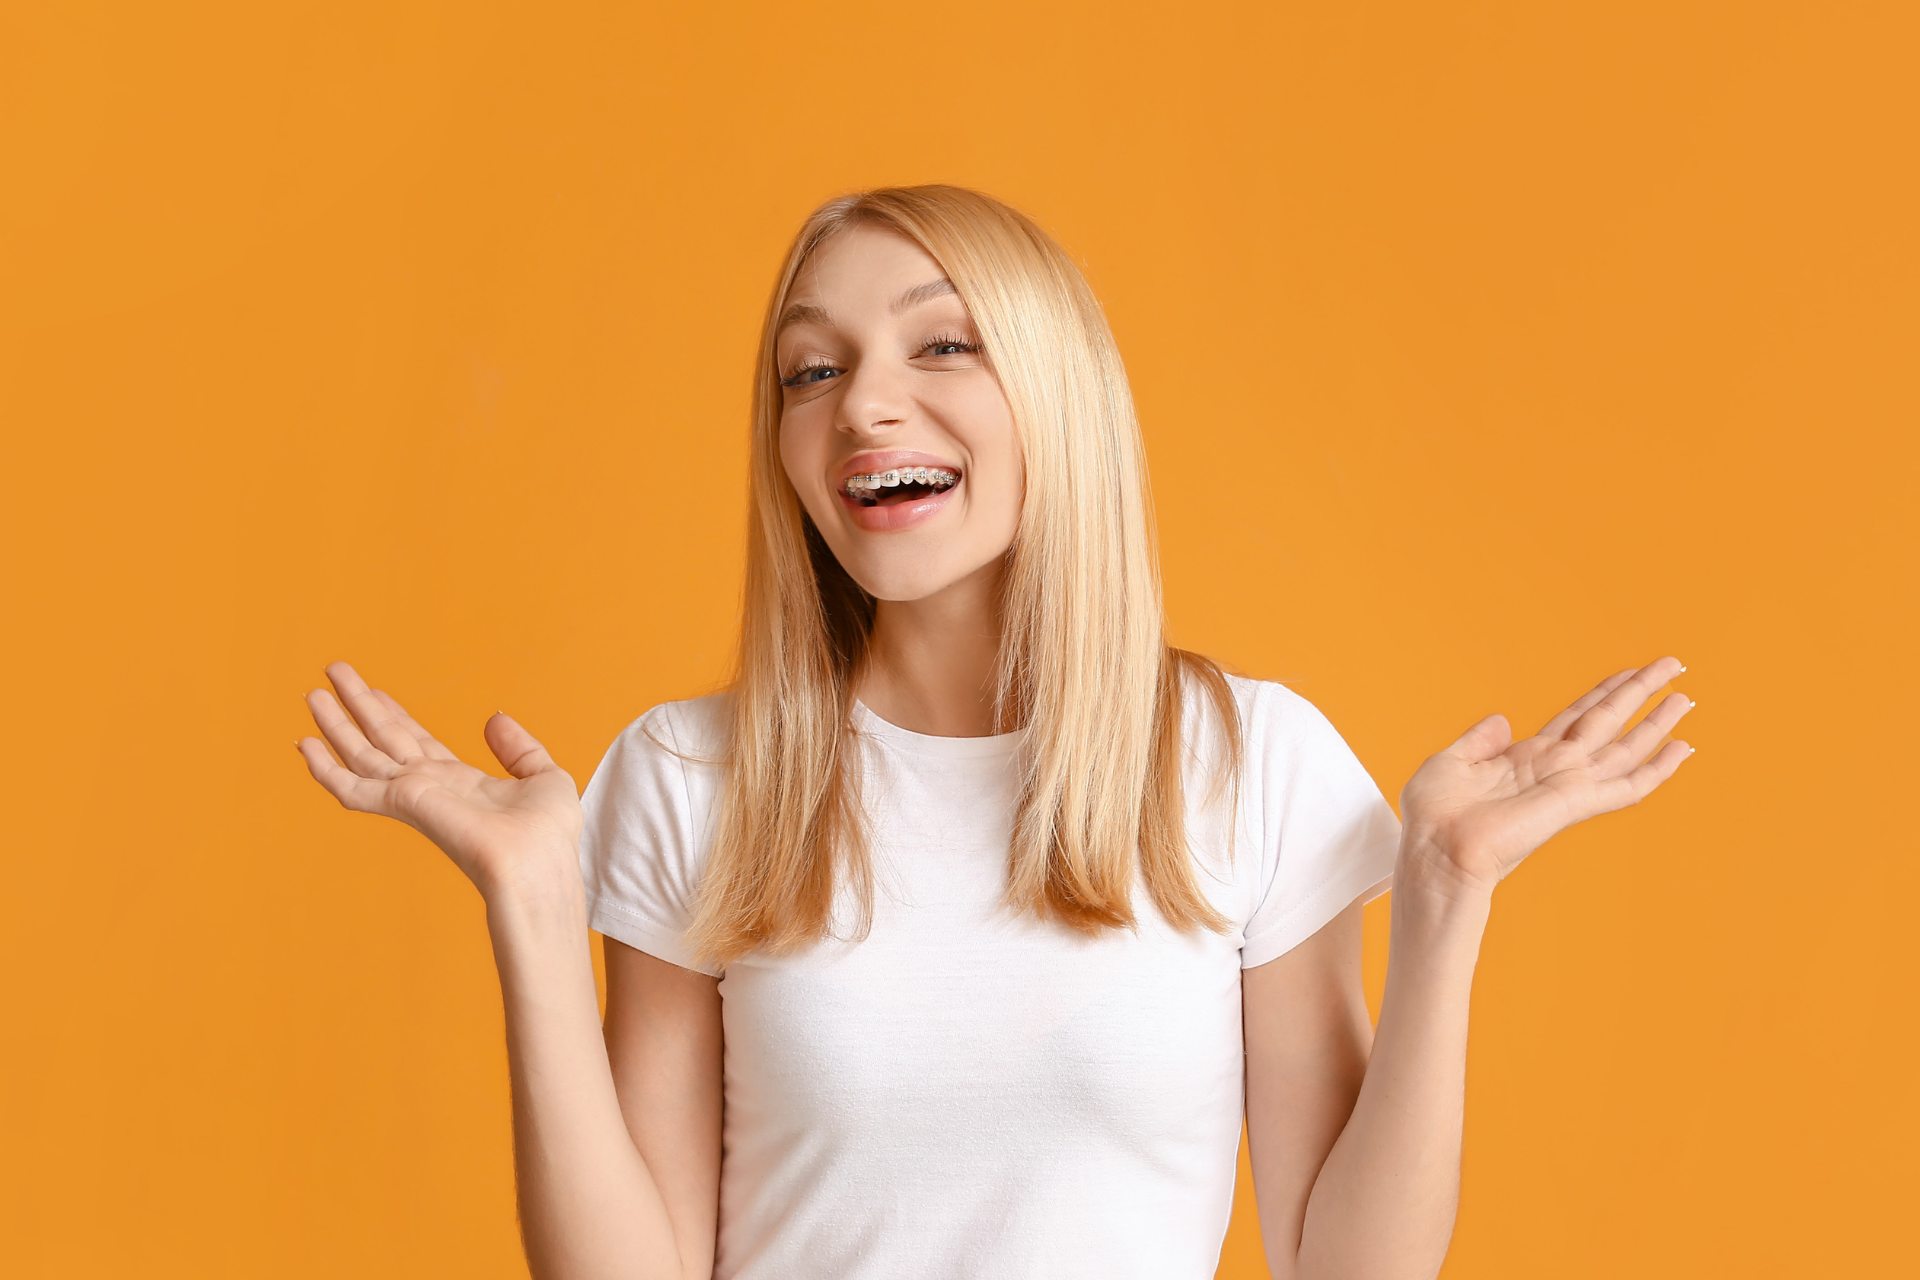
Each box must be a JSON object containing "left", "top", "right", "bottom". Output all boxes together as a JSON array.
[{"left": 844, "top": 467, "right": 959, "bottom": 496}]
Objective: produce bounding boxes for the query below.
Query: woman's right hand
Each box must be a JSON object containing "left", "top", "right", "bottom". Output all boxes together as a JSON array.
[{"left": 297, "top": 661, "right": 583, "bottom": 901}]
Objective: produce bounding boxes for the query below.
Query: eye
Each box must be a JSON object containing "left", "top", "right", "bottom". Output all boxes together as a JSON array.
[
  {"left": 780, "top": 359, "right": 841, "bottom": 388},
  {"left": 922, "top": 336, "right": 979, "bottom": 359}
]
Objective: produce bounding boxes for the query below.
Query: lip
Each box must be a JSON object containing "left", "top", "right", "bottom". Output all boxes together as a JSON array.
[{"left": 835, "top": 449, "right": 963, "bottom": 533}]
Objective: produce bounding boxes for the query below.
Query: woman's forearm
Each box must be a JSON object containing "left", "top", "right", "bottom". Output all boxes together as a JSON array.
[
  {"left": 1295, "top": 838, "right": 1493, "bottom": 1280},
  {"left": 487, "top": 860, "right": 685, "bottom": 1280},
  {"left": 295, "top": 670, "right": 703, "bottom": 1276},
  {"left": 1288, "top": 661, "right": 1691, "bottom": 1278}
]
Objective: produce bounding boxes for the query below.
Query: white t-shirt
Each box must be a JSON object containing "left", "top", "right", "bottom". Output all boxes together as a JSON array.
[{"left": 579, "top": 675, "right": 1400, "bottom": 1280}]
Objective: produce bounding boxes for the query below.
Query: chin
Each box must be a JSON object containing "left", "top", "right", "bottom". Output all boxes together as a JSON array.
[
  {"left": 837, "top": 550, "right": 984, "bottom": 604},
  {"left": 853, "top": 569, "right": 968, "bottom": 603}
]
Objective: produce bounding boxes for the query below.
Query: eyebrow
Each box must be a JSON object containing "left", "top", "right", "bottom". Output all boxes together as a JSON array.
[
  {"left": 891, "top": 278, "right": 957, "bottom": 312},
  {"left": 776, "top": 302, "right": 831, "bottom": 332},
  {"left": 775, "top": 278, "right": 959, "bottom": 333}
]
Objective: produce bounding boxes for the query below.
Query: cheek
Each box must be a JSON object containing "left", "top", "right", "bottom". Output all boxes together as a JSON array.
[
  {"left": 777, "top": 408, "right": 830, "bottom": 503},
  {"left": 945, "top": 382, "right": 1023, "bottom": 514}
]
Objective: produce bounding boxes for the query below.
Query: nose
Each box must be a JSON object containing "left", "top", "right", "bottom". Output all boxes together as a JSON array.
[{"left": 833, "top": 355, "right": 912, "bottom": 439}]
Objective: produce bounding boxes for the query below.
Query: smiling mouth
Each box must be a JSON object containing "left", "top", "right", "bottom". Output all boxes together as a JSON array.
[{"left": 842, "top": 466, "right": 960, "bottom": 507}]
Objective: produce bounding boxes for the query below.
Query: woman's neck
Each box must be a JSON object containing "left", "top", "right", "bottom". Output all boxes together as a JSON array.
[{"left": 857, "top": 558, "right": 1009, "bottom": 738}]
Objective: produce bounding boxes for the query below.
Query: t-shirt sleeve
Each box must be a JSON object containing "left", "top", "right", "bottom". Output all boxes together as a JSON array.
[
  {"left": 578, "top": 701, "right": 724, "bottom": 977},
  {"left": 1239, "top": 682, "right": 1402, "bottom": 969}
]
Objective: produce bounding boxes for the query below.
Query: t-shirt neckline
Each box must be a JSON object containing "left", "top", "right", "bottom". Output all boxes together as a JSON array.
[{"left": 852, "top": 701, "right": 1027, "bottom": 759}]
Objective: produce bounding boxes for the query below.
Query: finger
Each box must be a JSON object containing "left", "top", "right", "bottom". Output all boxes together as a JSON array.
[
  {"left": 373, "top": 689, "right": 459, "bottom": 762},
  {"left": 1445, "top": 713, "right": 1512, "bottom": 764},
  {"left": 325, "top": 662, "right": 424, "bottom": 762},
  {"left": 306, "top": 687, "right": 401, "bottom": 779},
  {"left": 484, "top": 712, "right": 563, "bottom": 780},
  {"left": 1566, "top": 656, "right": 1686, "bottom": 749},
  {"left": 1592, "top": 691, "right": 1694, "bottom": 778},
  {"left": 1594, "top": 738, "right": 1693, "bottom": 810},
  {"left": 296, "top": 737, "right": 391, "bottom": 813},
  {"left": 1537, "top": 668, "right": 1639, "bottom": 740}
]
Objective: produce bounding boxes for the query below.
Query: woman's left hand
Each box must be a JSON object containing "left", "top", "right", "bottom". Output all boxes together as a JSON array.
[{"left": 1398, "top": 656, "right": 1694, "bottom": 897}]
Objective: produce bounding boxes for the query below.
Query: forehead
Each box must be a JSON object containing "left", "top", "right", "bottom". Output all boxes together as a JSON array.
[{"left": 786, "top": 225, "right": 950, "bottom": 307}]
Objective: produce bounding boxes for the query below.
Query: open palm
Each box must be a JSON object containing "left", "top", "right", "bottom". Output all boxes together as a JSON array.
[
  {"left": 296, "top": 662, "right": 582, "bottom": 898},
  {"left": 1400, "top": 657, "right": 1694, "bottom": 894}
]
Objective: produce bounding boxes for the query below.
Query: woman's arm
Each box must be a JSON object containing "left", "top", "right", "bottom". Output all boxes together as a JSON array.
[
  {"left": 1242, "top": 901, "right": 1374, "bottom": 1277},
  {"left": 603, "top": 941, "right": 724, "bottom": 1280},
  {"left": 1247, "top": 660, "right": 1693, "bottom": 1280},
  {"left": 298, "top": 663, "right": 717, "bottom": 1280},
  {"left": 1253, "top": 858, "right": 1487, "bottom": 1280}
]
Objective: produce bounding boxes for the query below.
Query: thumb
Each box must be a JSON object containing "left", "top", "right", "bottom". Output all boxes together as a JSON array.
[
  {"left": 485, "top": 712, "right": 560, "bottom": 779},
  {"left": 1447, "top": 713, "right": 1512, "bottom": 763}
]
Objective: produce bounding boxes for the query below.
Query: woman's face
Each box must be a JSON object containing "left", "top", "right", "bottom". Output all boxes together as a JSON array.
[{"left": 776, "top": 226, "right": 1023, "bottom": 603}]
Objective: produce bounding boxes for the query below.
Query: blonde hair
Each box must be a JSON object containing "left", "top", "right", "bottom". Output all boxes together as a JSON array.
[{"left": 688, "top": 185, "right": 1240, "bottom": 967}]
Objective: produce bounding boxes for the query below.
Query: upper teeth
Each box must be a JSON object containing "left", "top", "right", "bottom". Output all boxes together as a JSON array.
[{"left": 844, "top": 466, "right": 959, "bottom": 494}]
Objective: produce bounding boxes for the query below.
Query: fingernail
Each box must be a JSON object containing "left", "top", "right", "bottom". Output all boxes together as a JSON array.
[
  {"left": 1688, "top": 746, "right": 1697, "bottom": 754},
  {"left": 1679, "top": 665, "right": 1687, "bottom": 673},
  {"left": 1688, "top": 700, "right": 1697, "bottom": 709}
]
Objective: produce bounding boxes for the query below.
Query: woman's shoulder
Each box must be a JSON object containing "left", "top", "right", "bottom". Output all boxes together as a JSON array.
[
  {"left": 1211, "top": 672, "right": 1389, "bottom": 830},
  {"left": 1212, "top": 671, "right": 1347, "bottom": 749},
  {"left": 582, "top": 692, "right": 731, "bottom": 818},
  {"left": 605, "top": 690, "right": 732, "bottom": 764},
  {"left": 579, "top": 694, "right": 730, "bottom": 970}
]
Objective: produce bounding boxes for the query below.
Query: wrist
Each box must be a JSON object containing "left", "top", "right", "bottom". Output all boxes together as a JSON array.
[
  {"left": 1383, "top": 838, "right": 1494, "bottom": 989},
  {"left": 1393, "top": 827, "right": 1498, "bottom": 918},
  {"left": 479, "top": 859, "right": 597, "bottom": 1006},
  {"left": 478, "top": 844, "right": 587, "bottom": 916}
]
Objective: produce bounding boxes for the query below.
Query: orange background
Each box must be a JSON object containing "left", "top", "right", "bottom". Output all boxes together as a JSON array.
[{"left": 2, "top": 2, "right": 1913, "bottom": 1276}]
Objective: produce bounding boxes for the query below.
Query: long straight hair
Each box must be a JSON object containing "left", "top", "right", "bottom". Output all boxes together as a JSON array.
[{"left": 687, "top": 185, "right": 1240, "bottom": 968}]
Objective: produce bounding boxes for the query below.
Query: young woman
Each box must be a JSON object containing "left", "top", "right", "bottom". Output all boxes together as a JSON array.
[{"left": 297, "top": 186, "right": 1693, "bottom": 1280}]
